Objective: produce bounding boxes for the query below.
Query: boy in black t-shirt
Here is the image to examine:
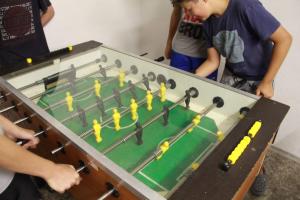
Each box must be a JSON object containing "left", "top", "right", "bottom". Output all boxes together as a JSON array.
[
  {"left": 0, "top": 2, "right": 82, "bottom": 199},
  {"left": 0, "top": 0, "right": 55, "bottom": 75}
]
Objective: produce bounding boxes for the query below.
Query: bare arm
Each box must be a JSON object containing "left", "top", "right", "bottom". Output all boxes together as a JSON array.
[
  {"left": 0, "top": 134, "right": 54, "bottom": 179},
  {"left": 0, "top": 115, "right": 38, "bottom": 148},
  {"left": 256, "top": 25, "right": 292, "bottom": 98},
  {"left": 195, "top": 47, "right": 220, "bottom": 77},
  {"left": 41, "top": 5, "right": 55, "bottom": 27},
  {"left": 0, "top": 135, "right": 80, "bottom": 193},
  {"left": 165, "top": 5, "right": 181, "bottom": 59},
  {"left": 0, "top": 115, "right": 80, "bottom": 193}
]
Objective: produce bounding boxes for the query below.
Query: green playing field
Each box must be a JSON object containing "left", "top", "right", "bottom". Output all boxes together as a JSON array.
[{"left": 37, "top": 76, "right": 218, "bottom": 196}]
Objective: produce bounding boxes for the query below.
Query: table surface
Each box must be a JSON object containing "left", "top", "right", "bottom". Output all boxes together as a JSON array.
[{"left": 37, "top": 76, "right": 218, "bottom": 197}]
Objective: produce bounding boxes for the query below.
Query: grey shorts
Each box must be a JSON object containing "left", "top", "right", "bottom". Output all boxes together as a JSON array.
[{"left": 220, "top": 68, "right": 261, "bottom": 95}]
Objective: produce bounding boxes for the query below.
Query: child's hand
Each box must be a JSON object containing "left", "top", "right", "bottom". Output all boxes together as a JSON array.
[
  {"left": 256, "top": 81, "right": 274, "bottom": 98},
  {"left": 6, "top": 125, "right": 39, "bottom": 149},
  {"left": 44, "top": 163, "right": 81, "bottom": 193}
]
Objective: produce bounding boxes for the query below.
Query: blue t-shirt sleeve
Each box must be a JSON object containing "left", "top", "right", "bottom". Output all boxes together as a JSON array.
[{"left": 244, "top": 0, "right": 280, "bottom": 40}]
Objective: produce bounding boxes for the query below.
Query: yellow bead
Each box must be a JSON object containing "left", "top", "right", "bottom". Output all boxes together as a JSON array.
[{"left": 26, "top": 58, "right": 32, "bottom": 64}]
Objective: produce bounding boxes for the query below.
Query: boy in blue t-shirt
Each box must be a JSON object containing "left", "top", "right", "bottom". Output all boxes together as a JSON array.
[
  {"left": 173, "top": 0, "right": 292, "bottom": 99},
  {"left": 172, "top": 0, "right": 292, "bottom": 196}
]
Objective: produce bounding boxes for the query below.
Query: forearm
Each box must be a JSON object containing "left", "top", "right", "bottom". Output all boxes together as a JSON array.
[
  {"left": 41, "top": 5, "right": 54, "bottom": 27},
  {"left": 195, "top": 47, "right": 220, "bottom": 77},
  {"left": 166, "top": 7, "right": 181, "bottom": 44},
  {"left": 0, "top": 135, "right": 54, "bottom": 180},
  {"left": 0, "top": 115, "right": 16, "bottom": 137},
  {"left": 195, "top": 59, "right": 220, "bottom": 77}
]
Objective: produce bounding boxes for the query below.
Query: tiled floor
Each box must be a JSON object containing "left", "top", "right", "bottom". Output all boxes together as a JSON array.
[
  {"left": 245, "top": 147, "right": 300, "bottom": 200},
  {"left": 41, "top": 146, "right": 300, "bottom": 200}
]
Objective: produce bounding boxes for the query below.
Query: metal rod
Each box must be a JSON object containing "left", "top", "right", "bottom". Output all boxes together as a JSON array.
[
  {"left": 29, "top": 63, "right": 116, "bottom": 101},
  {"left": 60, "top": 78, "right": 144, "bottom": 124},
  {"left": 51, "top": 87, "right": 154, "bottom": 155},
  {"left": 102, "top": 94, "right": 185, "bottom": 154},
  {"left": 98, "top": 189, "right": 114, "bottom": 200},
  {"left": 16, "top": 130, "right": 45, "bottom": 145},
  {"left": 17, "top": 81, "right": 43, "bottom": 91},
  {"left": 13, "top": 113, "right": 36, "bottom": 125},
  {"left": 132, "top": 102, "right": 218, "bottom": 174},
  {"left": 50, "top": 73, "right": 161, "bottom": 154},
  {"left": 97, "top": 101, "right": 212, "bottom": 200},
  {"left": 42, "top": 68, "right": 131, "bottom": 111},
  {"left": 97, "top": 122, "right": 191, "bottom": 200},
  {"left": 0, "top": 105, "right": 16, "bottom": 114},
  {"left": 43, "top": 76, "right": 116, "bottom": 111},
  {"left": 51, "top": 141, "right": 71, "bottom": 155},
  {"left": 13, "top": 117, "right": 29, "bottom": 125},
  {"left": 76, "top": 165, "right": 87, "bottom": 173},
  {"left": 17, "top": 59, "right": 102, "bottom": 92},
  {"left": 0, "top": 92, "right": 11, "bottom": 100},
  {"left": 82, "top": 89, "right": 159, "bottom": 140}
]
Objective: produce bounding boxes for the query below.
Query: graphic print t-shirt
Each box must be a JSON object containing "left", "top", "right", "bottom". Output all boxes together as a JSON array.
[
  {"left": 0, "top": 0, "right": 51, "bottom": 74},
  {"left": 172, "top": 8, "right": 207, "bottom": 58},
  {"left": 203, "top": 0, "right": 280, "bottom": 80}
]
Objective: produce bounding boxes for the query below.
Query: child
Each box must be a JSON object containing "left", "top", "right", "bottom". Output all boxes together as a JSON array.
[
  {"left": 174, "top": 0, "right": 292, "bottom": 99},
  {"left": 173, "top": 0, "right": 292, "bottom": 196},
  {"left": 0, "top": 0, "right": 55, "bottom": 75},
  {"left": 165, "top": 1, "right": 217, "bottom": 80},
  {"left": 0, "top": 1, "right": 81, "bottom": 199}
]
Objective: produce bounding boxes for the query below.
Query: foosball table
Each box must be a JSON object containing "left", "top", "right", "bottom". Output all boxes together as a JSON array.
[{"left": 0, "top": 41, "right": 289, "bottom": 200}]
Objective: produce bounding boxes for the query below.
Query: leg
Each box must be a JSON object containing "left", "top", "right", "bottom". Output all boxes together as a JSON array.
[{"left": 0, "top": 173, "right": 41, "bottom": 200}]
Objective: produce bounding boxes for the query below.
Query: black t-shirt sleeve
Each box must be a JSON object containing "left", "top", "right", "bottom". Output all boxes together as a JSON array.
[{"left": 38, "top": 0, "right": 52, "bottom": 12}]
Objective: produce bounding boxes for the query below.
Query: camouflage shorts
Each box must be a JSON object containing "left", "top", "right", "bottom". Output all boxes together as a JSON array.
[{"left": 220, "top": 68, "right": 261, "bottom": 95}]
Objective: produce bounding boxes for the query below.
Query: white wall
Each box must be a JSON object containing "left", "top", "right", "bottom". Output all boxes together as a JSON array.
[
  {"left": 139, "top": 1, "right": 172, "bottom": 60},
  {"left": 260, "top": 0, "right": 300, "bottom": 158},
  {"left": 44, "top": 1, "right": 300, "bottom": 158},
  {"left": 45, "top": 0, "right": 143, "bottom": 54}
]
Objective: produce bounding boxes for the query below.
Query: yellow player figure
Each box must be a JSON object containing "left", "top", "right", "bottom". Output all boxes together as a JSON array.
[
  {"left": 65, "top": 92, "right": 73, "bottom": 112},
  {"left": 188, "top": 115, "right": 201, "bottom": 133},
  {"left": 156, "top": 141, "right": 170, "bottom": 160},
  {"left": 159, "top": 82, "right": 167, "bottom": 102},
  {"left": 112, "top": 108, "right": 121, "bottom": 131},
  {"left": 130, "top": 98, "right": 138, "bottom": 121},
  {"left": 191, "top": 163, "right": 200, "bottom": 171},
  {"left": 93, "top": 119, "right": 102, "bottom": 143},
  {"left": 119, "top": 71, "right": 125, "bottom": 87},
  {"left": 146, "top": 90, "right": 153, "bottom": 111},
  {"left": 217, "top": 130, "right": 224, "bottom": 141},
  {"left": 94, "top": 80, "right": 101, "bottom": 97}
]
